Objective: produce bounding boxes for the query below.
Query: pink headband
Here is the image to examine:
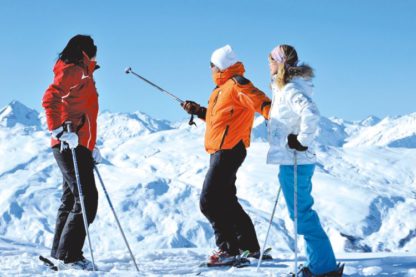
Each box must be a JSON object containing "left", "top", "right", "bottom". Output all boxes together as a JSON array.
[
  {"left": 271, "top": 46, "right": 286, "bottom": 64},
  {"left": 270, "top": 45, "right": 298, "bottom": 66}
]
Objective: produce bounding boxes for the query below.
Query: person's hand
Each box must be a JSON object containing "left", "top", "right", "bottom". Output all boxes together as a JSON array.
[
  {"left": 59, "top": 132, "right": 79, "bottom": 149},
  {"left": 92, "top": 147, "right": 102, "bottom": 164},
  {"left": 287, "top": 134, "right": 308, "bottom": 151},
  {"left": 181, "top": 100, "right": 201, "bottom": 114},
  {"left": 51, "top": 126, "right": 64, "bottom": 140}
]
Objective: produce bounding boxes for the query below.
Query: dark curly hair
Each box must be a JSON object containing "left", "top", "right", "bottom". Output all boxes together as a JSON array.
[{"left": 58, "top": 35, "right": 97, "bottom": 66}]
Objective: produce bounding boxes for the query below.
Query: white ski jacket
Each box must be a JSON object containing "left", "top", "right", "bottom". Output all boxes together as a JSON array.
[{"left": 266, "top": 76, "right": 320, "bottom": 165}]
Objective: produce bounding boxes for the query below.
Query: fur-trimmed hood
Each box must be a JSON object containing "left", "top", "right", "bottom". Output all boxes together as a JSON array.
[
  {"left": 286, "top": 64, "right": 314, "bottom": 80},
  {"left": 272, "top": 64, "right": 315, "bottom": 97}
]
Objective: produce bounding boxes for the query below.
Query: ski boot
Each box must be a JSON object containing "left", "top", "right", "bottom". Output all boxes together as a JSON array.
[
  {"left": 206, "top": 249, "right": 250, "bottom": 267},
  {"left": 247, "top": 247, "right": 273, "bottom": 260},
  {"left": 59, "top": 256, "right": 96, "bottom": 271},
  {"left": 296, "top": 263, "right": 344, "bottom": 277}
]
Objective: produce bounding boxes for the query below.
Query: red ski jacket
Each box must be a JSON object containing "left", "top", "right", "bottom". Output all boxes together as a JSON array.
[{"left": 42, "top": 54, "right": 99, "bottom": 151}]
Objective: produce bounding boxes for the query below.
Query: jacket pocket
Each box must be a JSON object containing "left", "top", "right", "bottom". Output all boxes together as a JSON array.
[{"left": 219, "top": 125, "right": 229, "bottom": 150}]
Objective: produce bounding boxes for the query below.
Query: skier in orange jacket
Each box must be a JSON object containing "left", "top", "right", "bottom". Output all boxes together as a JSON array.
[{"left": 182, "top": 45, "right": 271, "bottom": 266}]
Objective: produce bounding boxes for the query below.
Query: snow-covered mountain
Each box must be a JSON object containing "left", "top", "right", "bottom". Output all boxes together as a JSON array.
[
  {"left": 345, "top": 113, "right": 416, "bottom": 148},
  {"left": 0, "top": 100, "right": 415, "bottom": 276},
  {"left": 0, "top": 100, "right": 41, "bottom": 129}
]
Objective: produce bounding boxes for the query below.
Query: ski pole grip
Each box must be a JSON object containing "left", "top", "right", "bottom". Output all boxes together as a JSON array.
[{"left": 65, "top": 121, "right": 73, "bottom": 133}]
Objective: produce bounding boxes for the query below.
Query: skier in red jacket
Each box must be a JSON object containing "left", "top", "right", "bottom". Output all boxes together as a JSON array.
[{"left": 42, "top": 35, "right": 101, "bottom": 270}]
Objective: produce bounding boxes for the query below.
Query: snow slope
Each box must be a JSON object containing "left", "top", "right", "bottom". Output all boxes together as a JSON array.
[{"left": 0, "top": 101, "right": 415, "bottom": 276}]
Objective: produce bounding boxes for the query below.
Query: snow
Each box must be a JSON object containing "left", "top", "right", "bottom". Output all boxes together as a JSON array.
[{"left": 1, "top": 100, "right": 416, "bottom": 276}]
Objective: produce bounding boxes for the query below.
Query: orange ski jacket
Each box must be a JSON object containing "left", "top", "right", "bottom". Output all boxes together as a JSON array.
[{"left": 203, "top": 62, "right": 271, "bottom": 153}]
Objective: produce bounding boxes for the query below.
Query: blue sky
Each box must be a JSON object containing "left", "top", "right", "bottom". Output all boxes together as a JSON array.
[{"left": 0, "top": 0, "right": 415, "bottom": 122}]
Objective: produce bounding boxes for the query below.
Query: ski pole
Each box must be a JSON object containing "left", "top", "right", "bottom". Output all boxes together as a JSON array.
[
  {"left": 125, "top": 67, "right": 184, "bottom": 104},
  {"left": 294, "top": 150, "right": 298, "bottom": 277},
  {"left": 65, "top": 121, "right": 96, "bottom": 271},
  {"left": 94, "top": 165, "right": 140, "bottom": 272},
  {"left": 256, "top": 185, "right": 282, "bottom": 271},
  {"left": 125, "top": 67, "right": 197, "bottom": 126}
]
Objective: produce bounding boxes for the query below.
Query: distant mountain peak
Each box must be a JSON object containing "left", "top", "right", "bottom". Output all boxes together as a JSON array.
[
  {"left": 97, "top": 110, "right": 173, "bottom": 145},
  {"left": 360, "top": 115, "right": 381, "bottom": 127},
  {"left": 0, "top": 100, "right": 40, "bottom": 128}
]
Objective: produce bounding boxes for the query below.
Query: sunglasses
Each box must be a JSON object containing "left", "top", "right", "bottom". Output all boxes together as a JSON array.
[{"left": 210, "top": 62, "right": 216, "bottom": 68}]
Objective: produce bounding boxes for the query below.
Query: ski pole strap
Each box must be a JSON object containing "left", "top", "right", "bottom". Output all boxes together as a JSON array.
[
  {"left": 188, "top": 114, "right": 197, "bottom": 127},
  {"left": 64, "top": 121, "right": 73, "bottom": 133}
]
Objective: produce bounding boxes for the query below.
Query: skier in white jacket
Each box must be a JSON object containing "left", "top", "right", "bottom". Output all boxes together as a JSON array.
[{"left": 267, "top": 44, "right": 343, "bottom": 276}]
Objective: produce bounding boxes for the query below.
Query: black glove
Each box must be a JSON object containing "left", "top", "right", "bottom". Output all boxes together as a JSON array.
[
  {"left": 181, "top": 100, "right": 201, "bottom": 115},
  {"left": 287, "top": 134, "right": 308, "bottom": 151}
]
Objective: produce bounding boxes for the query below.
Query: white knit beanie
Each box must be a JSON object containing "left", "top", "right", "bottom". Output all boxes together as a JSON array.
[{"left": 210, "top": 45, "right": 238, "bottom": 71}]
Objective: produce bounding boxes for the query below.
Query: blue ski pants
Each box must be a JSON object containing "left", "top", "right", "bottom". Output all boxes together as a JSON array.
[{"left": 279, "top": 164, "right": 337, "bottom": 275}]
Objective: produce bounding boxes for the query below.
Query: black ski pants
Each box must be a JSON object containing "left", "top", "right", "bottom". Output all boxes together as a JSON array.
[
  {"left": 51, "top": 145, "right": 98, "bottom": 262},
  {"left": 200, "top": 141, "right": 260, "bottom": 255}
]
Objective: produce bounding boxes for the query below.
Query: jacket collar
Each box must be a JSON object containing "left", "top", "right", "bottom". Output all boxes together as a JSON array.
[
  {"left": 271, "top": 75, "right": 313, "bottom": 97},
  {"left": 82, "top": 51, "right": 98, "bottom": 75},
  {"left": 212, "top": 62, "right": 245, "bottom": 86}
]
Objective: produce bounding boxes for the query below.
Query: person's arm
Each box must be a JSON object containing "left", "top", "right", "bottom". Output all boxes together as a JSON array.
[
  {"left": 288, "top": 91, "right": 320, "bottom": 147},
  {"left": 181, "top": 101, "right": 207, "bottom": 121},
  {"left": 42, "top": 65, "right": 82, "bottom": 131},
  {"left": 231, "top": 76, "right": 271, "bottom": 119}
]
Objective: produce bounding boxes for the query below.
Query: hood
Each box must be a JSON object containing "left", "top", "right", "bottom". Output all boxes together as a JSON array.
[
  {"left": 53, "top": 53, "right": 98, "bottom": 75},
  {"left": 212, "top": 62, "right": 245, "bottom": 86},
  {"left": 82, "top": 51, "right": 98, "bottom": 75},
  {"left": 290, "top": 77, "right": 314, "bottom": 97},
  {"left": 271, "top": 64, "right": 314, "bottom": 96}
]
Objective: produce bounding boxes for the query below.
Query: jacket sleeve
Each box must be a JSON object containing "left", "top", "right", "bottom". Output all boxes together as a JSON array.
[
  {"left": 288, "top": 91, "right": 320, "bottom": 147},
  {"left": 197, "top": 107, "right": 207, "bottom": 121},
  {"left": 42, "top": 66, "right": 81, "bottom": 131},
  {"left": 232, "top": 77, "right": 271, "bottom": 119}
]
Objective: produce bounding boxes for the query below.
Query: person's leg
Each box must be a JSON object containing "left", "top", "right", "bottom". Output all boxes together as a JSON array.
[
  {"left": 50, "top": 174, "right": 74, "bottom": 259},
  {"left": 200, "top": 141, "right": 253, "bottom": 255},
  {"left": 279, "top": 164, "right": 337, "bottom": 275},
  {"left": 200, "top": 150, "right": 240, "bottom": 255},
  {"left": 77, "top": 147, "right": 98, "bottom": 225},
  {"left": 53, "top": 146, "right": 98, "bottom": 262},
  {"left": 231, "top": 197, "right": 260, "bottom": 253},
  {"left": 223, "top": 142, "right": 260, "bottom": 253}
]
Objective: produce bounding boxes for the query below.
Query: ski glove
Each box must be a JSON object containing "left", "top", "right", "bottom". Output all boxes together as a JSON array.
[
  {"left": 181, "top": 100, "right": 201, "bottom": 115},
  {"left": 51, "top": 126, "right": 65, "bottom": 140},
  {"left": 59, "top": 132, "right": 79, "bottom": 150},
  {"left": 287, "top": 134, "right": 308, "bottom": 152},
  {"left": 92, "top": 147, "right": 102, "bottom": 164}
]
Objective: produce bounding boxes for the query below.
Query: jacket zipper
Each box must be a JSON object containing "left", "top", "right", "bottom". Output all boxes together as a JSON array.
[
  {"left": 219, "top": 125, "right": 229, "bottom": 150},
  {"left": 210, "top": 90, "right": 221, "bottom": 116}
]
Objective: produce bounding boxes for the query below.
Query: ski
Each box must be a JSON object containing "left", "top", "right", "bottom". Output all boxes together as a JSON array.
[
  {"left": 196, "top": 251, "right": 251, "bottom": 275},
  {"left": 199, "top": 250, "right": 251, "bottom": 268},
  {"left": 287, "top": 263, "right": 345, "bottom": 277},
  {"left": 39, "top": 255, "right": 58, "bottom": 271},
  {"left": 199, "top": 257, "right": 250, "bottom": 268}
]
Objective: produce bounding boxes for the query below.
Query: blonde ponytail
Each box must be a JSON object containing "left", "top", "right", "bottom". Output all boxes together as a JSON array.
[
  {"left": 271, "top": 44, "right": 313, "bottom": 89},
  {"left": 276, "top": 63, "right": 287, "bottom": 89}
]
